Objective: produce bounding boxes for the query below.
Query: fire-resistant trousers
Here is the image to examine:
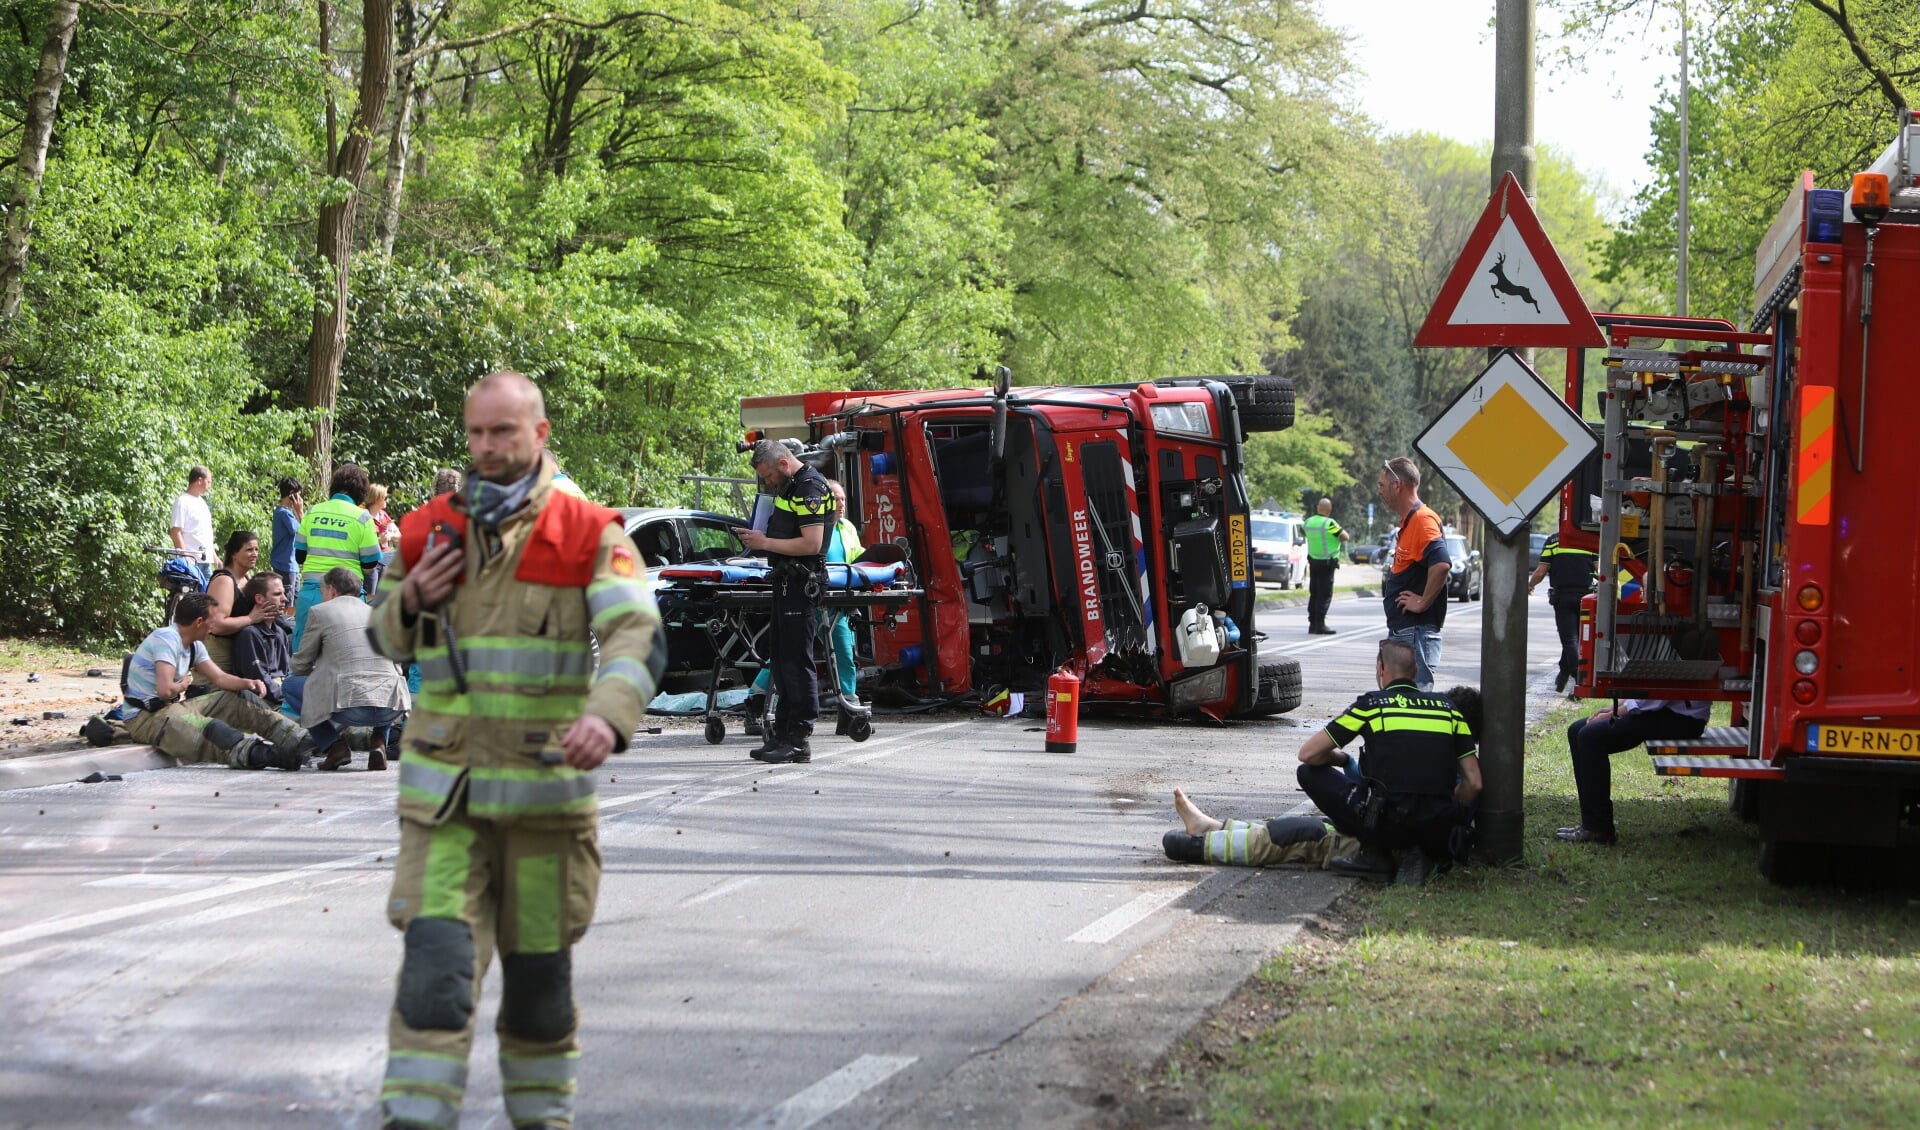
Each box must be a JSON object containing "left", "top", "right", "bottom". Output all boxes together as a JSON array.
[
  {"left": 769, "top": 569, "right": 821, "bottom": 738},
  {"left": 123, "top": 691, "right": 304, "bottom": 766},
  {"left": 380, "top": 809, "right": 602, "bottom": 1130},
  {"left": 1197, "top": 815, "right": 1358, "bottom": 868}
]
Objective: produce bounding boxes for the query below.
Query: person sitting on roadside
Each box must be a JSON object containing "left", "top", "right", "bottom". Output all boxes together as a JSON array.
[
  {"left": 1163, "top": 682, "right": 1483, "bottom": 880},
  {"left": 1292, "top": 640, "right": 1481, "bottom": 885},
  {"left": 286, "top": 567, "right": 410, "bottom": 771},
  {"left": 122, "top": 592, "right": 315, "bottom": 771},
  {"left": 1556, "top": 698, "right": 1712, "bottom": 845},
  {"left": 228, "top": 572, "right": 294, "bottom": 704},
  {"left": 199, "top": 529, "right": 276, "bottom": 684}
]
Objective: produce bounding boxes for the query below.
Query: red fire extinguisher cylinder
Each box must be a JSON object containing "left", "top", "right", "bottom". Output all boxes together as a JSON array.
[{"left": 1045, "top": 667, "right": 1080, "bottom": 753}]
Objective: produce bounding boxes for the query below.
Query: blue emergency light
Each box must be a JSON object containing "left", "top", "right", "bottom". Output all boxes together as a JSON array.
[{"left": 1807, "top": 188, "right": 1845, "bottom": 244}]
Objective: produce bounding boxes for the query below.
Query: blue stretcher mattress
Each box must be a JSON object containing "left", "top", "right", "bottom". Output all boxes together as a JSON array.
[{"left": 657, "top": 558, "right": 907, "bottom": 590}]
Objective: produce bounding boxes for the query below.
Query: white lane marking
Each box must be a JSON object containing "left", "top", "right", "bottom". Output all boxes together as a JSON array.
[
  {"left": 0, "top": 850, "right": 384, "bottom": 951},
  {"left": 600, "top": 721, "right": 969, "bottom": 816},
  {"left": 1066, "top": 881, "right": 1201, "bottom": 945},
  {"left": 739, "top": 1054, "right": 916, "bottom": 1130},
  {"left": 681, "top": 874, "right": 761, "bottom": 907},
  {"left": 83, "top": 873, "right": 223, "bottom": 890},
  {"left": 3, "top": 722, "right": 970, "bottom": 957}
]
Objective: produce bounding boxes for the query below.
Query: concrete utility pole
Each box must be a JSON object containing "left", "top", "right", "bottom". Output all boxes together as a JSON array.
[
  {"left": 1478, "top": 0, "right": 1537, "bottom": 867},
  {"left": 1677, "top": 0, "right": 1691, "bottom": 317}
]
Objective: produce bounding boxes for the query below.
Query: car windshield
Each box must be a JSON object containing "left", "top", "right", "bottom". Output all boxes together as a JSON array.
[
  {"left": 1446, "top": 535, "right": 1468, "bottom": 559},
  {"left": 1250, "top": 520, "right": 1290, "bottom": 542}
]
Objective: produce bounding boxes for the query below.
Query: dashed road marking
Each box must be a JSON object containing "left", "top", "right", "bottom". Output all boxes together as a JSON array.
[{"left": 738, "top": 1053, "right": 916, "bottom": 1130}]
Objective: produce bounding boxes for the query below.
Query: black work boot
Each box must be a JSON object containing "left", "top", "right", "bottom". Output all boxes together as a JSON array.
[
  {"left": 1328, "top": 844, "right": 1394, "bottom": 880},
  {"left": 760, "top": 730, "right": 812, "bottom": 765},
  {"left": 749, "top": 726, "right": 785, "bottom": 760},
  {"left": 1395, "top": 849, "right": 1437, "bottom": 887},
  {"left": 743, "top": 692, "right": 767, "bottom": 737},
  {"left": 1162, "top": 831, "right": 1206, "bottom": 864}
]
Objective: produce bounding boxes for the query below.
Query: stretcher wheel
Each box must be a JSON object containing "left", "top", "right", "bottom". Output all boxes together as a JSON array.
[
  {"left": 703, "top": 716, "right": 726, "bottom": 745},
  {"left": 847, "top": 714, "right": 872, "bottom": 742}
]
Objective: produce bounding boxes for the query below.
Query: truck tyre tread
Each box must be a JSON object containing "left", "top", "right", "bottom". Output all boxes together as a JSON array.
[
  {"left": 1241, "top": 657, "right": 1303, "bottom": 717},
  {"left": 1235, "top": 376, "right": 1294, "bottom": 434}
]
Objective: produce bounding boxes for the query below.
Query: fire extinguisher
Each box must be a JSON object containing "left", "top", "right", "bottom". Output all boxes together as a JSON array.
[{"left": 1045, "top": 667, "right": 1080, "bottom": 753}]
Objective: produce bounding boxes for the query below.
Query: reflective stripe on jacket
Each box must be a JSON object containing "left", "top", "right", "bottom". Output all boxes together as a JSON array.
[{"left": 370, "top": 455, "right": 662, "bottom": 825}]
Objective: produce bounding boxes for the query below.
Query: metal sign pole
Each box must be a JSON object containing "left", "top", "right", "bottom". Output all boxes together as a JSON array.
[{"left": 1477, "top": 0, "right": 1537, "bottom": 867}]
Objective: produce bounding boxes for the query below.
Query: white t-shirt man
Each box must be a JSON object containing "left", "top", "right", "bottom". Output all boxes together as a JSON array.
[{"left": 169, "top": 490, "right": 215, "bottom": 563}]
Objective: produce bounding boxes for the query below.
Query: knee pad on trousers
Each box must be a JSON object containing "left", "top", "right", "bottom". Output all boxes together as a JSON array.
[
  {"left": 500, "top": 951, "right": 575, "bottom": 1044},
  {"left": 201, "top": 717, "right": 247, "bottom": 751},
  {"left": 396, "top": 917, "right": 475, "bottom": 1031}
]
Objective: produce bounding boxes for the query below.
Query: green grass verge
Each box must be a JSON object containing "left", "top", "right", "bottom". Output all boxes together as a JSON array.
[
  {"left": 0, "top": 638, "right": 120, "bottom": 673},
  {"left": 1178, "top": 700, "right": 1920, "bottom": 1128}
]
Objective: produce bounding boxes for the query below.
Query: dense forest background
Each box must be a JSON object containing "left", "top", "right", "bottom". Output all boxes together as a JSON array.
[{"left": 0, "top": 0, "right": 1909, "bottom": 641}]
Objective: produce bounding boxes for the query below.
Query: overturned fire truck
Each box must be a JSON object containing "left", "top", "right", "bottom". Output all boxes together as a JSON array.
[
  {"left": 1562, "top": 112, "right": 1920, "bottom": 882},
  {"left": 742, "top": 370, "right": 1305, "bottom": 720}
]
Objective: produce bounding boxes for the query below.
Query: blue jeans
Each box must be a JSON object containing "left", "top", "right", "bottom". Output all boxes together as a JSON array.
[
  {"left": 281, "top": 675, "right": 400, "bottom": 749},
  {"left": 307, "top": 706, "right": 404, "bottom": 752},
  {"left": 1389, "top": 624, "right": 1443, "bottom": 691}
]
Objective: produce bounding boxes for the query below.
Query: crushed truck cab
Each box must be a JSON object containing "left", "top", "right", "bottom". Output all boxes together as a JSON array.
[{"left": 742, "top": 374, "right": 1303, "bottom": 719}]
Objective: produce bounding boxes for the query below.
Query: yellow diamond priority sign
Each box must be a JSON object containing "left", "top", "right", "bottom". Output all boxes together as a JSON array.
[{"left": 1415, "top": 349, "right": 1596, "bottom": 536}]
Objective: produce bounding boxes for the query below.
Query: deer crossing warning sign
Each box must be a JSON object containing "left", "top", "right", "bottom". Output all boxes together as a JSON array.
[{"left": 1414, "top": 172, "right": 1603, "bottom": 349}]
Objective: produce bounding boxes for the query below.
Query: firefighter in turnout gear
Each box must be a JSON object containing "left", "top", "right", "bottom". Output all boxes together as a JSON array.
[
  {"left": 368, "top": 372, "right": 666, "bottom": 1130},
  {"left": 735, "top": 439, "right": 833, "bottom": 765},
  {"left": 1528, "top": 533, "right": 1599, "bottom": 692}
]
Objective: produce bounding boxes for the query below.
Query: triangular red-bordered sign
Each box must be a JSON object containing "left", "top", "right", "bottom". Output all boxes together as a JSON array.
[{"left": 1414, "top": 172, "right": 1604, "bottom": 348}]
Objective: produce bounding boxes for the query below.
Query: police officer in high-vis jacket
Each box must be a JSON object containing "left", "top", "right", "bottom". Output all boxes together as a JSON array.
[
  {"left": 368, "top": 371, "right": 666, "bottom": 1130},
  {"left": 736, "top": 439, "right": 833, "bottom": 766},
  {"left": 1528, "top": 532, "right": 1598, "bottom": 692}
]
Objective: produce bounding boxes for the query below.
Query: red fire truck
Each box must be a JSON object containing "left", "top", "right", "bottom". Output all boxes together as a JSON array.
[
  {"left": 741, "top": 371, "right": 1304, "bottom": 720},
  {"left": 1564, "top": 112, "right": 1920, "bottom": 882}
]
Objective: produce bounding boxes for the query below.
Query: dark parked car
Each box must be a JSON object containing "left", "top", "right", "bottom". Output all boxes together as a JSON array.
[
  {"left": 619, "top": 507, "right": 751, "bottom": 579},
  {"left": 1349, "top": 541, "right": 1382, "bottom": 564},
  {"left": 1529, "top": 532, "right": 1547, "bottom": 571},
  {"left": 1445, "top": 533, "right": 1483, "bottom": 602}
]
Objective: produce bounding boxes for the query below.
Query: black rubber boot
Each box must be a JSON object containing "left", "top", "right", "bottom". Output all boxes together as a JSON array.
[
  {"left": 834, "top": 705, "right": 851, "bottom": 737},
  {"left": 743, "top": 692, "right": 767, "bottom": 737},
  {"left": 1162, "top": 831, "right": 1205, "bottom": 863}
]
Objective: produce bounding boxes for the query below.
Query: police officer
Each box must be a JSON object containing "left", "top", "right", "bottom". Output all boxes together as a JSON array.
[
  {"left": 1295, "top": 638, "right": 1481, "bottom": 885},
  {"left": 1528, "top": 532, "right": 1598, "bottom": 692},
  {"left": 369, "top": 371, "right": 665, "bottom": 1130},
  {"left": 1303, "top": 497, "right": 1349, "bottom": 635},
  {"left": 736, "top": 439, "right": 833, "bottom": 765}
]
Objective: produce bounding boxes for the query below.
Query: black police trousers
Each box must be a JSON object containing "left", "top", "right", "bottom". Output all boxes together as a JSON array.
[
  {"left": 1550, "top": 594, "right": 1584, "bottom": 683},
  {"left": 1297, "top": 763, "right": 1462, "bottom": 859},
  {"left": 769, "top": 568, "right": 821, "bottom": 737},
  {"left": 1307, "top": 557, "right": 1338, "bottom": 628}
]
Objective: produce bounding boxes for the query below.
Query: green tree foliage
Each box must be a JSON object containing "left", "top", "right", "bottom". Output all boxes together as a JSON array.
[
  {"left": 0, "top": 0, "right": 1426, "bottom": 640},
  {"left": 1555, "top": 0, "right": 1920, "bottom": 322}
]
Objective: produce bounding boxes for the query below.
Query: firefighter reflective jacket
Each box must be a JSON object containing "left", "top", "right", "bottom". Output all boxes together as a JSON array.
[{"left": 370, "top": 456, "right": 663, "bottom": 826}]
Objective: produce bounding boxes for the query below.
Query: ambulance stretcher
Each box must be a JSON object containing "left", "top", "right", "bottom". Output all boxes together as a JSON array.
[{"left": 651, "top": 557, "right": 920, "bottom": 744}]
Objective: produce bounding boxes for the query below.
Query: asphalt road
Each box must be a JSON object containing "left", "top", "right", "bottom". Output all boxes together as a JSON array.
[{"left": 0, "top": 584, "right": 1562, "bottom": 1130}]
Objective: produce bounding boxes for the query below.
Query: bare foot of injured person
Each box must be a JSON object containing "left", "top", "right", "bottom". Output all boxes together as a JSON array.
[{"left": 1173, "top": 788, "right": 1223, "bottom": 834}]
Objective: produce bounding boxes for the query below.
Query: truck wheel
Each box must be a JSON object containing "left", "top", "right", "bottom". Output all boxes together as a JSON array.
[
  {"left": 1242, "top": 657, "right": 1303, "bottom": 717},
  {"left": 1728, "top": 778, "right": 1764, "bottom": 824},
  {"left": 1234, "top": 376, "right": 1295, "bottom": 434}
]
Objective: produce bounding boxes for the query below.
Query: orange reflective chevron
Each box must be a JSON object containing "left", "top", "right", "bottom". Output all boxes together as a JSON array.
[{"left": 1797, "top": 386, "right": 1834, "bottom": 526}]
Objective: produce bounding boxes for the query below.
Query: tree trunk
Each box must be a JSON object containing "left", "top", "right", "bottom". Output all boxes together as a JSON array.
[
  {"left": 374, "top": 0, "right": 420, "bottom": 257},
  {"left": 0, "top": 0, "right": 80, "bottom": 324},
  {"left": 303, "top": 0, "right": 395, "bottom": 483}
]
